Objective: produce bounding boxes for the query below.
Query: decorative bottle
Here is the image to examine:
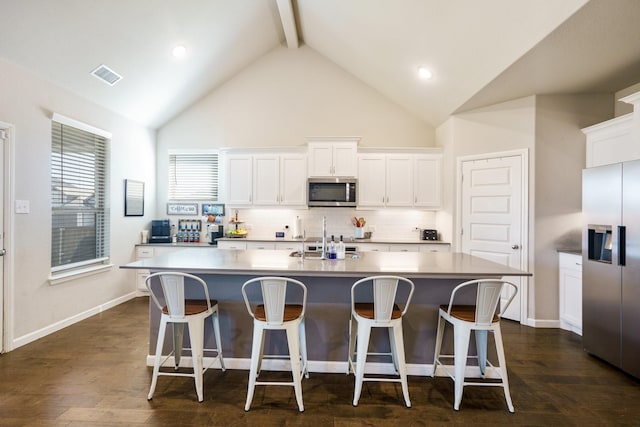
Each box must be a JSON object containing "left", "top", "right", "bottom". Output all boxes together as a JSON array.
[{"left": 337, "top": 235, "right": 346, "bottom": 260}]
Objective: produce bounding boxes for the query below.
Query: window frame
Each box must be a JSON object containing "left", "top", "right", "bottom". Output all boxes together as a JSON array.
[
  {"left": 168, "top": 149, "right": 220, "bottom": 201},
  {"left": 50, "top": 113, "right": 112, "bottom": 283}
]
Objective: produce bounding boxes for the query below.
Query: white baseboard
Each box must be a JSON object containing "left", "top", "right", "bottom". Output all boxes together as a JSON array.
[
  {"left": 11, "top": 292, "right": 137, "bottom": 350},
  {"left": 145, "top": 355, "right": 507, "bottom": 378},
  {"left": 560, "top": 321, "right": 583, "bottom": 336},
  {"left": 146, "top": 355, "right": 434, "bottom": 376},
  {"left": 525, "top": 318, "right": 561, "bottom": 328}
]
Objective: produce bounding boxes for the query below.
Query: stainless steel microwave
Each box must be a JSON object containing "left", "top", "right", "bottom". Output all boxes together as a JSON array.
[{"left": 307, "top": 178, "right": 357, "bottom": 207}]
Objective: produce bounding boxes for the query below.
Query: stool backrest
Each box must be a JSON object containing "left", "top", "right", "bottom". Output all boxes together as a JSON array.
[
  {"left": 351, "top": 275, "right": 415, "bottom": 322},
  {"left": 146, "top": 272, "right": 211, "bottom": 319},
  {"left": 446, "top": 279, "right": 518, "bottom": 326},
  {"left": 242, "top": 277, "right": 307, "bottom": 325}
]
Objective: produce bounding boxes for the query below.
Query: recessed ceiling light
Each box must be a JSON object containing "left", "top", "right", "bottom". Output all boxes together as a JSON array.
[
  {"left": 172, "top": 45, "right": 187, "bottom": 58},
  {"left": 418, "top": 66, "right": 432, "bottom": 80}
]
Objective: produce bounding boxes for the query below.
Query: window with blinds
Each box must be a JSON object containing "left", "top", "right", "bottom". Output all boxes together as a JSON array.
[
  {"left": 168, "top": 152, "right": 219, "bottom": 200},
  {"left": 51, "top": 117, "right": 110, "bottom": 272}
]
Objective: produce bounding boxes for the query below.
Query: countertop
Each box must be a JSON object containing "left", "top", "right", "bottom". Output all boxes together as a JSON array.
[
  {"left": 137, "top": 238, "right": 451, "bottom": 247},
  {"left": 122, "top": 248, "right": 530, "bottom": 279},
  {"left": 557, "top": 249, "right": 582, "bottom": 255},
  {"left": 215, "top": 237, "right": 450, "bottom": 245}
]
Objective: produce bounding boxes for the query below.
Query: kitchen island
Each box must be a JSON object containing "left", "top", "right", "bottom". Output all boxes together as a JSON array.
[{"left": 122, "top": 248, "right": 530, "bottom": 375}]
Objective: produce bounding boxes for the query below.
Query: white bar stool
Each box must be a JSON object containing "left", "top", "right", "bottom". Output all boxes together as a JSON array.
[
  {"left": 347, "top": 275, "right": 415, "bottom": 407},
  {"left": 145, "top": 272, "right": 225, "bottom": 402},
  {"left": 241, "top": 276, "right": 309, "bottom": 412},
  {"left": 432, "top": 278, "right": 518, "bottom": 412}
]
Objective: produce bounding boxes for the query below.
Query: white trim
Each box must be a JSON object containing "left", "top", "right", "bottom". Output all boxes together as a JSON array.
[
  {"left": 358, "top": 147, "right": 443, "bottom": 154},
  {"left": 620, "top": 90, "right": 640, "bottom": 105},
  {"left": 305, "top": 136, "right": 362, "bottom": 144},
  {"left": 51, "top": 112, "right": 112, "bottom": 139},
  {"left": 0, "top": 121, "right": 15, "bottom": 354},
  {"left": 560, "top": 320, "right": 582, "bottom": 336},
  {"left": 48, "top": 263, "right": 114, "bottom": 286},
  {"left": 527, "top": 318, "right": 561, "bottom": 328},
  {"left": 455, "top": 149, "right": 530, "bottom": 325},
  {"left": 11, "top": 292, "right": 136, "bottom": 350}
]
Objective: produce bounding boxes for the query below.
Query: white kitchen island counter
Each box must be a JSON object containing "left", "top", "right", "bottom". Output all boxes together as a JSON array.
[{"left": 121, "top": 248, "right": 530, "bottom": 375}]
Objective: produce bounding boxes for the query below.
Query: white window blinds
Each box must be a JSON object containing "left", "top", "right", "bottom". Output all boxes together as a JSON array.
[
  {"left": 51, "top": 117, "right": 110, "bottom": 271},
  {"left": 168, "top": 153, "right": 219, "bottom": 200}
]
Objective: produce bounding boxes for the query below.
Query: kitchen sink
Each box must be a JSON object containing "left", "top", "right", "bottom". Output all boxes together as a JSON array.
[
  {"left": 289, "top": 251, "right": 360, "bottom": 259},
  {"left": 289, "top": 251, "right": 324, "bottom": 258}
]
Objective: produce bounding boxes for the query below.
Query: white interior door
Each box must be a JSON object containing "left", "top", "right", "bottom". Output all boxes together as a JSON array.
[
  {"left": 0, "top": 128, "right": 5, "bottom": 352},
  {"left": 460, "top": 152, "right": 527, "bottom": 322}
]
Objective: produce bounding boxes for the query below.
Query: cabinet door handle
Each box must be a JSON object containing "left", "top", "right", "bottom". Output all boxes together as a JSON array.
[{"left": 619, "top": 225, "right": 626, "bottom": 266}]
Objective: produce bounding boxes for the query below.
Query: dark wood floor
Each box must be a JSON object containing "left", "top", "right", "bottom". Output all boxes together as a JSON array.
[{"left": 1, "top": 297, "right": 639, "bottom": 426}]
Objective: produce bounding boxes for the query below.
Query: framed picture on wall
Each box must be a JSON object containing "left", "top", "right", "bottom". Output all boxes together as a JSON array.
[
  {"left": 202, "top": 203, "right": 225, "bottom": 216},
  {"left": 124, "top": 179, "right": 144, "bottom": 216}
]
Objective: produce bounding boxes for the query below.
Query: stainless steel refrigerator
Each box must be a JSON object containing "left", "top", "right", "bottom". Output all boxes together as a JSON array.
[{"left": 582, "top": 160, "right": 640, "bottom": 379}]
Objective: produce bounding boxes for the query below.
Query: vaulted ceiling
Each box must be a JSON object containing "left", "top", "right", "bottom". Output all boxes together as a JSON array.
[{"left": 2, "top": 0, "right": 639, "bottom": 129}]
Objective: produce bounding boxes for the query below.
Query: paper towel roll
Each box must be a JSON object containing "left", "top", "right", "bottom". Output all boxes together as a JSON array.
[{"left": 293, "top": 216, "right": 303, "bottom": 238}]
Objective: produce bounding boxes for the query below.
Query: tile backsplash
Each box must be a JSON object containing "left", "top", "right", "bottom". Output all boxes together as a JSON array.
[{"left": 219, "top": 207, "right": 437, "bottom": 241}]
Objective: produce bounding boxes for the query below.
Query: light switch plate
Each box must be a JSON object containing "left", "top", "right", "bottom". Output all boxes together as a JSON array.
[{"left": 15, "top": 200, "right": 30, "bottom": 214}]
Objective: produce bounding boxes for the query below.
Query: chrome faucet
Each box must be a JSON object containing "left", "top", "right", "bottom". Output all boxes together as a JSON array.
[{"left": 321, "top": 216, "right": 327, "bottom": 260}]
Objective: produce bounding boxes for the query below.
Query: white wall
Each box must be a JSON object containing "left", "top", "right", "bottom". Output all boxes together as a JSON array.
[
  {"left": 0, "top": 59, "right": 156, "bottom": 349},
  {"left": 156, "top": 45, "right": 436, "bottom": 226}
]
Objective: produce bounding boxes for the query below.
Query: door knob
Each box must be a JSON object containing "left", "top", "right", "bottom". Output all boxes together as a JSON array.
[{"left": 512, "top": 244, "right": 520, "bottom": 250}]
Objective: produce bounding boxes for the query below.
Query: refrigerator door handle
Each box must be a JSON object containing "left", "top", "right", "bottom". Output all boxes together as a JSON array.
[{"left": 619, "top": 225, "right": 626, "bottom": 266}]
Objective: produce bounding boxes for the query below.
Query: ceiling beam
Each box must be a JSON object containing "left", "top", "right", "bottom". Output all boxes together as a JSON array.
[{"left": 277, "top": 0, "right": 299, "bottom": 48}]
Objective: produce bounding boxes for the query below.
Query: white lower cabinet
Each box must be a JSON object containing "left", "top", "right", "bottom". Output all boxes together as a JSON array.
[
  {"left": 358, "top": 242, "right": 450, "bottom": 253},
  {"left": 274, "top": 241, "right": 301, "bottom": 251},
  {"left": 358, "top": 243, "right": 390, "bottom": 252},
  {"left": 388, "top": 244, "right": 420, "bottom": 252},
  {"left": 217, "top": 240, "right": 248, "bottom": 250},
  {"left": 246, "top": 241, "right": 276, "bottom": 250},
  {"left": 419, "top": 244, "right": 450, "bottom": 253},
  {"left": 134, "top": 245, "right": 195, "bottom": 295},
  {"left": 559, "top": 252, "right": 582, "bottom": 335}
]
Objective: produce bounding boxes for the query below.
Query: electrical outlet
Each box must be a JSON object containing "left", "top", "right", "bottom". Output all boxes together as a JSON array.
[{"left": 15, "top": 200, "right": 30, "bottom": 214}]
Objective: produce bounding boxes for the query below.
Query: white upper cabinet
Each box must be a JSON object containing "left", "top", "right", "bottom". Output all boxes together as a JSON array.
[
  {"left": 582, "top": 90, "right": 640, "bottom": 168},
  {"left": 226, "top": 154, "right": 253, "bottom": 205},
  {"left": 252, "top": 155, "right": 280, "bottom": 205},
  {"left": 307, "top": 139, "right": 358, "bottom": 177},
  {"left": 279, "top": 154, "right": 307, "bottom": 205},
  {"left": 385, "top": 155, "right": 414, "bottom": 206},
  {"left": 359, "top": 154, "right": 413, "bottom": 207},
  {"left": 254, "top": 154, "right": 306, "bottom": 206},
  {"left": 414, "top": 154, "right": 442, "bottom": 208},
  {"left": 357, "top": 155, "right": 386, "bottom": 206},
  {"left": 228, "top": 151, "right": 306, "bottom": 207},
  {"left": 358, "top": 150, "right": 441, "bottom": 209}
]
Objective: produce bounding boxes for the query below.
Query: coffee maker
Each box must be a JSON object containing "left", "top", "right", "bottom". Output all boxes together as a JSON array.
[
  {"left": 208, "top": 224, "right": 224, "bottom": 245},
  {"left": 150, "top": 219, "right": 171, "bottom": 243}
]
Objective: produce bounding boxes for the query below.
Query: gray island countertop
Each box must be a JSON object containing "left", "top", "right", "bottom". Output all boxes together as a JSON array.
[{"left": 122, "top": 247, "right": 530, "bottom": 279}]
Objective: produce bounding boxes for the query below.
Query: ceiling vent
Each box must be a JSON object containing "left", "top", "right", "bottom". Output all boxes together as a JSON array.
[{"left": 91, "top": 64, "right": 122, "bottom": 86}]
